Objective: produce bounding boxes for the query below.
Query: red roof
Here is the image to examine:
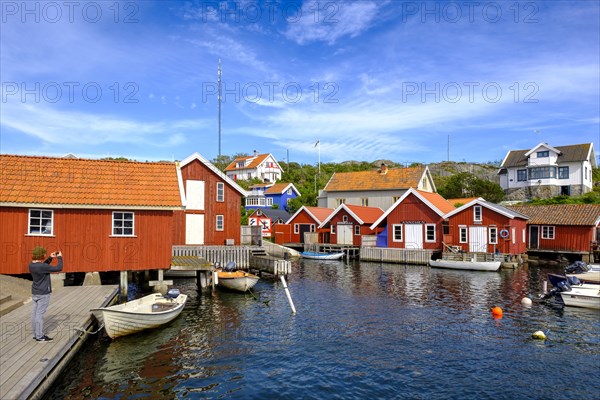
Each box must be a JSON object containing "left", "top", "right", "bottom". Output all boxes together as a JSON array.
[
  {"left": 0, "top": 155, "right": 182, "bottom": 209},
  {"left": 343, "top": 204, "right": 385, "bottom": 224},
  {"left": 417, "top": 190, "right": 456, "bottom": 214},
  {"left": 323, "top": 166, "right": 427, "bottom": 192}
]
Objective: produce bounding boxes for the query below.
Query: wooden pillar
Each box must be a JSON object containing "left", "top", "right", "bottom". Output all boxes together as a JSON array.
[{"left": 120, "top": 270, "right": 128, "bottom": 298}]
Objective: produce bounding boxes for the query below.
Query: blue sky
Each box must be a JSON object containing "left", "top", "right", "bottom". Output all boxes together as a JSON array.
[{"left": 1, "top": 0, "right": 599, "bottom": 165}]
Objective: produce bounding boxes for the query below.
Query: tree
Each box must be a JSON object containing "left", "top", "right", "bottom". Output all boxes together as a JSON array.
[{"left": 438, "top": 172, "right": 504, "bottom": 203}]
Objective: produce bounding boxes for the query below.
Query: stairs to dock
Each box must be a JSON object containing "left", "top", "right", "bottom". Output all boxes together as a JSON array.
[
  {"left": 0, "top": 294, "right": 25, "bottom": 316},
  {"left": 250, "top": 248, "right": 268, "bottom": 257}
]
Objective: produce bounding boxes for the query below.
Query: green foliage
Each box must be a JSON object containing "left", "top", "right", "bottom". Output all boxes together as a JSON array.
[
  {"left": 530, "top": 191, "right": 600, "bottom": 205},
  {"left": 437, "top": 172, "right": 504, "bottom": 203}
]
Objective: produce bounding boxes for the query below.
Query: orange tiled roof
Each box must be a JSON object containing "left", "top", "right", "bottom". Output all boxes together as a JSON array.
[
  {"left": 324, "top": 167, "right": 425, "bottom": 192},
  {"left": 508, "top": 204, "right": 600, "bottom": 226},
  {"left": 417, "top": 190, "right": 456, "bottom": 214},
  {"left": 446, "top": 197, "right": 481, "bottom": 208},
  {"left": 0, "top": 155, "right": 182, "bottom": 208},
  {"left": 265, "top": 183, "right": 296, "bottom": 195},
  {"left": 344, "top": 204, "right": 384, "bottom": 224},
  {"left": 305, "top": 206, "right": 334, "bottom": 223},
  {"left": 225, "top": 153, "right": 270, "bottom": 171}
]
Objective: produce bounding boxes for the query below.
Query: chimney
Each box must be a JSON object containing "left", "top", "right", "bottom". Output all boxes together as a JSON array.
[
  {"left": 253, "top": 150, "right": 258, "bottom": 156},
  {"left": 379, "top": 163, "right": 388, "bottom": 175}
]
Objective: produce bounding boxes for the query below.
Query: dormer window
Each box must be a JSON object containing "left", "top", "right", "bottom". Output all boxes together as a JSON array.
[
  {"left": 237, "top": 161, "right": 245, "bottom": 168},
  {"left": 537, "top": 151, "right": 549, "bottom": 158}
]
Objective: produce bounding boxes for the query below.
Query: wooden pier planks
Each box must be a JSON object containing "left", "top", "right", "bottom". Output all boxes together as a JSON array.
[{"left": 0, "top": 285, "right": 118, "bottom": 400}]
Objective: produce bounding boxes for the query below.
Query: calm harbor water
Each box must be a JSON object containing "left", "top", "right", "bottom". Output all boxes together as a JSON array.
[{"left": 47, "top": 260, "right": 599, "bottom": 399}]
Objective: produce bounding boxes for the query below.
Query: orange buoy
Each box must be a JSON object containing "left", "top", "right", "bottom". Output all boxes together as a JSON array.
[{"left": 491, "top": 306, "right": 503, "bottom": 319}]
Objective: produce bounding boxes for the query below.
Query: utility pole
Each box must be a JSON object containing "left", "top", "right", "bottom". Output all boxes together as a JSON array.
[{"left": 218, "top": 59, "right": 222, "bottom": 157}]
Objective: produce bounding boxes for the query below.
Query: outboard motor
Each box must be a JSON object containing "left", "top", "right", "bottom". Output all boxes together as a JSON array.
[
  {"left": 165, "top": 288, "right": 181, "bottom": 300},
  {"left": 565, "top": 261, "right": 591, "bottom": 274},
  {"left": 567, "top": 276, "right": 581, "bottom": 286},
  {"left": 556, "top": 280, "right": 572, "bottom": 293},
  {"left": 224, "top": 261, "right": 237, "bottom": 272}
]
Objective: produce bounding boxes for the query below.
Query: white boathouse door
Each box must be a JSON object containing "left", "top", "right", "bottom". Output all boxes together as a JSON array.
[
  {"left": 186, "top": 214, "right": 205, "bottom": 244},
  {"left": 337, "top": 224, "right": 353, "bottom": 245},
  {"left": 405, "top": 224, "right": 423, "bottom": 249},
  {"left": 469, "top": 226, "right": 487, "bottom": 252}
]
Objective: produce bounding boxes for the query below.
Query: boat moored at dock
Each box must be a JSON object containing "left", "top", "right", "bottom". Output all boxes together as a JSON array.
[{"left": 429, "top": 258, "right": 501, "bottom": 272}]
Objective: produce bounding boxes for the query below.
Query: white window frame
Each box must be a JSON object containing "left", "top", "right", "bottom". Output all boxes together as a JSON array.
[
  {"left": 361, "top": 198, "right": 368, "bottom": 206},
  {"left": 392, "top": 224, "right": 403, "bottom": 242},
  {"left": 489, "top": 227, "right": 498, "bottom": 244},
  {"left": 541, "top": 226, "right": 554, "bottom": 240},
  {"left": 459, "top": 226, "right": 467, "bottom": 243},
  {"left": 311, "top": 224, "right": 316, "bottom": 232},
  {"left": 216, "top": 182, "right": 225, "bottom": 202},
  {"left": 294, "top": 224, "right": 299, "bottom": 234},
  {"left": 266, "top": 198, "right": 273, "bottom": 206},
  {"left": 287, "top": 188, "right": 292, "bottom": 195},
  {"left": 425, "top": 224, "right": 436, "bottom": 242},
  {"left": 28, "top": 209, "right": 54, "bottom": 236},
  {"left": 112, "top": 211, "right": 135, "bottom": 236},
  {"left": 342, "top": 215, "right": 348, "bottom": 223},
  {"left": 473, "top": 206, "right": 482, "bottom": 222},
  {"left": 216, "top": 215, "right": 224, "bottom": 231},
  {"left": 354, "top": 225, "right": 361, "bottom": 236},
  {"left": 331, "top": 225, "right": 336, "bottom": 234}
]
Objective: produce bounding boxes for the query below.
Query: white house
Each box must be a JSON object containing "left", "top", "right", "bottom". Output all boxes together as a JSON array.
[
  {"left": 225, "top": 152, "right": 283, "bottom": 183},
  {"left": 498, "top": 142, "right": 596, "bottom": 199}
]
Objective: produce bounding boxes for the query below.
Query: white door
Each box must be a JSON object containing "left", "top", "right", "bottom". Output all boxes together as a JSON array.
[
  {"left": 186, "top": 214, "right": 204, "bottom": 244},
  {"left": 469, "top": 226, "right": 487, "bottom": 252},
  {"left": 405, "top": 224, "right": 423, "bottom": 249},
  {"left": 337, "top": 224, "right": 353, "bottom": 245}
]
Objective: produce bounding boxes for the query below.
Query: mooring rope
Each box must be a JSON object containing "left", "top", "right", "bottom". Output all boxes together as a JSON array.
[{"left": 75, "top": 323, "right": 105, "bottom": 336}]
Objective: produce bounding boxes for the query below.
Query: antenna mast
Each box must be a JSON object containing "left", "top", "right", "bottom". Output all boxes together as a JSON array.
[{"left": 218, "top": 59, "right": 222, "bottom": 157}]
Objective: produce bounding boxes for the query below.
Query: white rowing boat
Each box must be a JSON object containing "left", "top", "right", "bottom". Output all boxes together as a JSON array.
[
  {"left": 559, "top": 284, "right": 600, "bottom": 310},
  {"left": 91, "top": 291, "right": 187, "bottom": 339},
  {"left": 217, "top": 270, "right": 260, "bottom": 292},
  {"left": 301, "top": 251, "right": 344, "bottom": 260},
  {"left": 429, "top": 259, "right": 501, "bottom": 272}
]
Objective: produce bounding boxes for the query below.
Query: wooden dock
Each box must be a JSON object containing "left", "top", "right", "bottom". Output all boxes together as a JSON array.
[
  {"left": 360, "top": 247, "right": 434, "bottom": 265},
  {"left": 0, "top": 285, "right": 118, "bottom": 400}
]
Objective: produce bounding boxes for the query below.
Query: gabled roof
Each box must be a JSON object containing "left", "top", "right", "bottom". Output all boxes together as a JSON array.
[
  {"left": 225, "top": 153, "right": 284, "bottom": 172},
  {"left": 370, "top": 188, "right": 455, "bottom": 229},
  {"left": 524, "top": 142, "right": 561, "bottom": 157},
  {"left": 507, "top": 204, "right": 600, "bottom": 226},
  {"left": 500, "top": 143, "right": 595, "bottom": 169},
  {"left": 443, "top": 198, "right": 529, "bottom": 220},
  {"left": 0, "top": 154, "right": 182, "bottom": 209},
  {"left": 180, "top": 152, "right": 246, "bottom": 197},
  {"left": 322, "top": 166, "right": 434, "bottom": 192},
  {"left": 286, "top": 206, "right": 334, "bottom": 225},
  {"left": 265, "top": 182, "right": 301, "bottom": 196},
  {"left": 319, "top": 204, "right": 384, "bottom": 228},
  {"left": 249, "top": 208, "right": 291, "bottom": 222}
]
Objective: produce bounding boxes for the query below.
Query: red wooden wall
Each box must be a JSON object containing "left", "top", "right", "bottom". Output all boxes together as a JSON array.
[
  {"left": 326, "top": 209, "right": 377, "bottom": 246},
  {"left": 173, "top": 159, "right": 242, "bottom": 245},
  {"left": 287, "top": 210, "right": 317, "bottom": 243},
  {"left": 0, "top": 207, "right": 174, "bottom": 274},
  {"left": 446, "top": 205, "right": 527, "bottom": 254},
  {"left": 384, "top": 193, "right": 444, "bottom": 249},
  {"left": 532, "top": 225, "right": 594, "bottom": 252},
  {"left": 273, "top": 224, "right": 292, "bottom": 244}
]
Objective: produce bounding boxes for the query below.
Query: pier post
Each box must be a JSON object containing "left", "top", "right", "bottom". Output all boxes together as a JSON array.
[{"left": 120, "top": 270, "right": 128, "bottom": 298}]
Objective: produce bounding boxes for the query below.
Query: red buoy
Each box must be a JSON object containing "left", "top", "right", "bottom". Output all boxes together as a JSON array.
[{"left": 491, "top": 306, "right": 503, "bottom": 319}]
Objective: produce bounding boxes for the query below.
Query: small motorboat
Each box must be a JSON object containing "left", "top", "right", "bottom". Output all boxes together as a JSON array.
[
  {"left": 216, "top": 262, "right": 259, "bottom": 292},
  {"left": 91, "top": 289, "right": 187, "bottom": 339},
  {"left": 301, "top": 251, "right": 344, "bottom": 260},
  {"left": 429, "top": 258, "right": 500, "bottom": 272},
  {"left": 542, "top": 274, "right": 600, "bottom": 310},
  {"left": 565, "top": 261, "right": 600, "bottom": 284}
]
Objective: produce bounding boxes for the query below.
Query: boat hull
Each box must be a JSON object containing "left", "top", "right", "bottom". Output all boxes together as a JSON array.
[
  {"left": 560, "top": 286, "right": 600, "bottom": 309},
  {"left": 301, "top": 252, "right": 344, "bottom": 260},
  {"left": 91, "top": 293, "right": 187, "bottom": 339},
  {"left": 217, "top": 271, "right": 259, "bottom": 292},
  {"left": 429, "top": 259, "right": 501, "bottom": 272}
]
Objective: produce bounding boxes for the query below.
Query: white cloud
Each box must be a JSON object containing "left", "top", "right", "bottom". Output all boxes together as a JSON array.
[{"left": 285, "top": 1, "right": 379, "bottom": 45}]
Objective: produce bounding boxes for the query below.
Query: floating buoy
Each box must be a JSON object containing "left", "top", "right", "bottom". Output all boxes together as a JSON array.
[
  {"left": 532, "top": 331, "right": 546, "bottom": 340},
  {"left": 521, "top": 297, "right": 533, "bottom": 307},
  {"left": 491, "top": 306, "right": 503, "bottom": 319}
]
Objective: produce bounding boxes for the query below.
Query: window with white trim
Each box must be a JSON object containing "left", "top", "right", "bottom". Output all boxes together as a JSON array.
[
  {"left": 216, "top": 215, "right": 224, "bottom": 231},
  {"left": 29, "top": 209, "right": 54, "bottom": 235},
  {"left": 336, "top": 198, "right": 346, "bottom": 206},
  {"left": 558, "top": 166, "right": 569, "bottom": 179},
  {"left": 331, "top": 225, "right": 336, "bottom": 234},
  {"left": 392, "top": 224, "right": 403, "bottom": 242},
  {"left": 311, "top": 224, "right": 316, "bottom": 232},
  {"left": 473, "top": 206, "right": 482, "bottom": 222},
  {"left": 541, "top": 226, "right": 555, "bottom": 239},
  {"left": 342, "top": 215, "right": 348, "bottom": 223},
  {"left": 216, "top": 182, "right": 224, "bottom": 202},
  {"left": 459, "top": 226, "right": 467, "bottom": 243},
  {"left": 517, "top": 169, "right": 527, "bottom": 181},
  {"left": 287, "top": 188, "right": 292, "bottom": 195},
  {"left": 522, "top": 228, "right": 526, "bottom": 243},
  {"left": 355, "top": 225, "right": 360, "bottom": 235},
  {"left": 425, "top": 224, "right": 436, "bottom": 242},
  {"left": 361, "top": 198, "right": 368, "bottom": 206},
  {"left": 489, "top": 227, "right": 498, "bottom": 244},
  {"left": 294, "top": 224, "right": 299, "bottom": 234},
  {"left": 537, "top": 150, "right": 549, "bottom": 158},
  {"left": 112, "top": 212, "right": 134, "bottom": 236},
  {"left": 266, "top": 198, "right": 273, "bottom": 206}
]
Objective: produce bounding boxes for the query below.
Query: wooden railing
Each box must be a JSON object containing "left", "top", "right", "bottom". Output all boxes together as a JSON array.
[
  {"left": 360, "top": 247, "right": 434, "bottom": 265},
  {"left": 172, "top": 245, "right": 253, "bottom": 268}
]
